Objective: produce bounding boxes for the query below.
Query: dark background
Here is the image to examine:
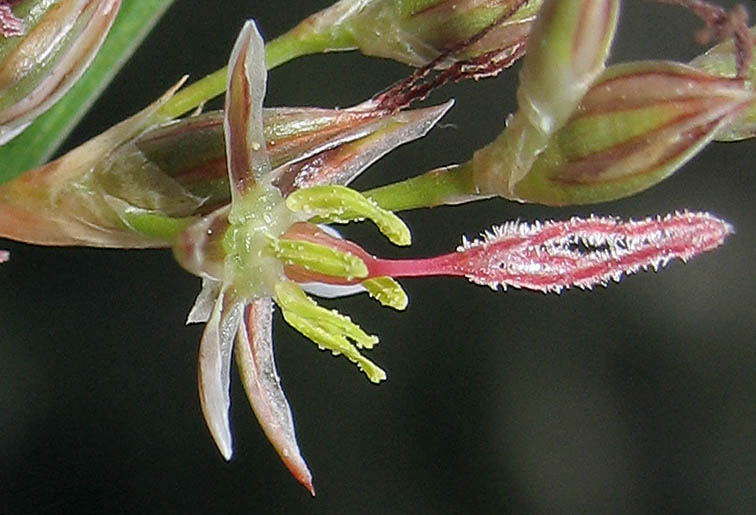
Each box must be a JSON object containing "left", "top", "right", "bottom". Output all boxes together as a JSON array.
[{"left": 2, "top": 1, "right": 754, "bottom": 513}]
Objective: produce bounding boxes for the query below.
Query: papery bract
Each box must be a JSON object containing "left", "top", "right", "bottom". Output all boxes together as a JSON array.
[{"left": 0, "top": 78, "right": 187, "bottom": 248}]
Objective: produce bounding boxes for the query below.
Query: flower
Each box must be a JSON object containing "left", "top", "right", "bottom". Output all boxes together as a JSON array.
[
  {"left": 171, "top": 18, "right": 734, "bottom": 494},
  {"left": 172, "top": 20, "right": 425, "bottom": 492}
]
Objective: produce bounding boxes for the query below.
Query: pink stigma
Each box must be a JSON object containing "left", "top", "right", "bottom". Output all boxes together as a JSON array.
[
  {"left": 366, "top": 211, "right": 733, "bottom": 293},
  {"left": 0, "top": 1, "right": 24, "bottom": 37}
]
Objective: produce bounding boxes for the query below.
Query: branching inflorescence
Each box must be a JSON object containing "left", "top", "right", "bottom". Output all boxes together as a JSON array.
[{"left": 0, "top": 0, "right": 753, "bottom": 493}]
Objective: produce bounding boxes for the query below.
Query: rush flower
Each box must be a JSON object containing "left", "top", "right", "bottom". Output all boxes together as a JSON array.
[
  {"left": 0, "top": 0, "right": 747, "bottom": 498},
  {"left": 167, "top": 18, "right": 734, "bottom": 494},
  {"left": 172, "top": 20, "right": 415, "bottom": 494}
]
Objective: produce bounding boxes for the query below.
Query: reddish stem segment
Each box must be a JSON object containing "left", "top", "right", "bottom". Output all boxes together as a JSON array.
[{"left": 655, "top": 0, "right": 753, "bottom": 79}]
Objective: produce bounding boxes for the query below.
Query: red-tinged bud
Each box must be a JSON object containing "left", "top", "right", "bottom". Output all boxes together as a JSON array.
[
  {"left": 472, "top": 0, "right": 619, "bottom": 196},
  {"left": 276, "top": 0, "right": 541, "bottom": 70},
  {"left": 87, "top": 101, "right": 450, "bottom": 219},
  {"left": 512, "top": 61, "right": 754, "bottom": 205},
  {"left": 0, "top": 0, "right": 121, "bottom": 144}
]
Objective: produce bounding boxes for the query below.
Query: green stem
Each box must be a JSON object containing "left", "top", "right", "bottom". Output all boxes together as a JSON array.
[
  {"left": 364, "top": 161, "right": 482, "bottom": 212},
  {"left": 157, "top": 24, "right": 353, "bottom": 121},
  {"left": 155, "top": 67, "right": 228, "bottom": 122}
]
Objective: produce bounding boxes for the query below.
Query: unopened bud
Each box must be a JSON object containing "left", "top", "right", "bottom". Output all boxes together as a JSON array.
[
  {"left": 0, "top": 78, "right": 186, "bottom": 248},
  {"left": 513, "top": 61, "right": 753, "bottom": 205},
  {"left": 0, "top": 0, "right": 121, "bottom": 144},
  {"left": 472, "top": 0, "right": 619, "bottom": 195},
  {"left": 91, "top": 100, "right": 450, "bottom": 221},
  {"left": 279, "top": 0, "right": 541, "bottom": 69}
]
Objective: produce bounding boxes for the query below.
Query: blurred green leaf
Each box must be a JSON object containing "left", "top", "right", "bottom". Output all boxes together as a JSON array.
[{"left": 0, "top": 0, "right": 175, "bottom": 183}]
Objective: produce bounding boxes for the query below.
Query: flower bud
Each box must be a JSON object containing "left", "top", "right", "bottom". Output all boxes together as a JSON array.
[
  {"left": 512, "top": 61, "right": 754, "bottom": 205},
  {"left": 276, "top": 0, "right": 541, "bottom": 69},
  {"left": 472, "top": 0, "right": 619, "bottom": 195},
  {"left": 0, "top": 97, "right": 448, "bottom": 248},
  {"left": 0, "top": 0, "right": 121, "bottom": 144},
  {"left": 0, "top": 78, "right": 185, "bottom": 248}
]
